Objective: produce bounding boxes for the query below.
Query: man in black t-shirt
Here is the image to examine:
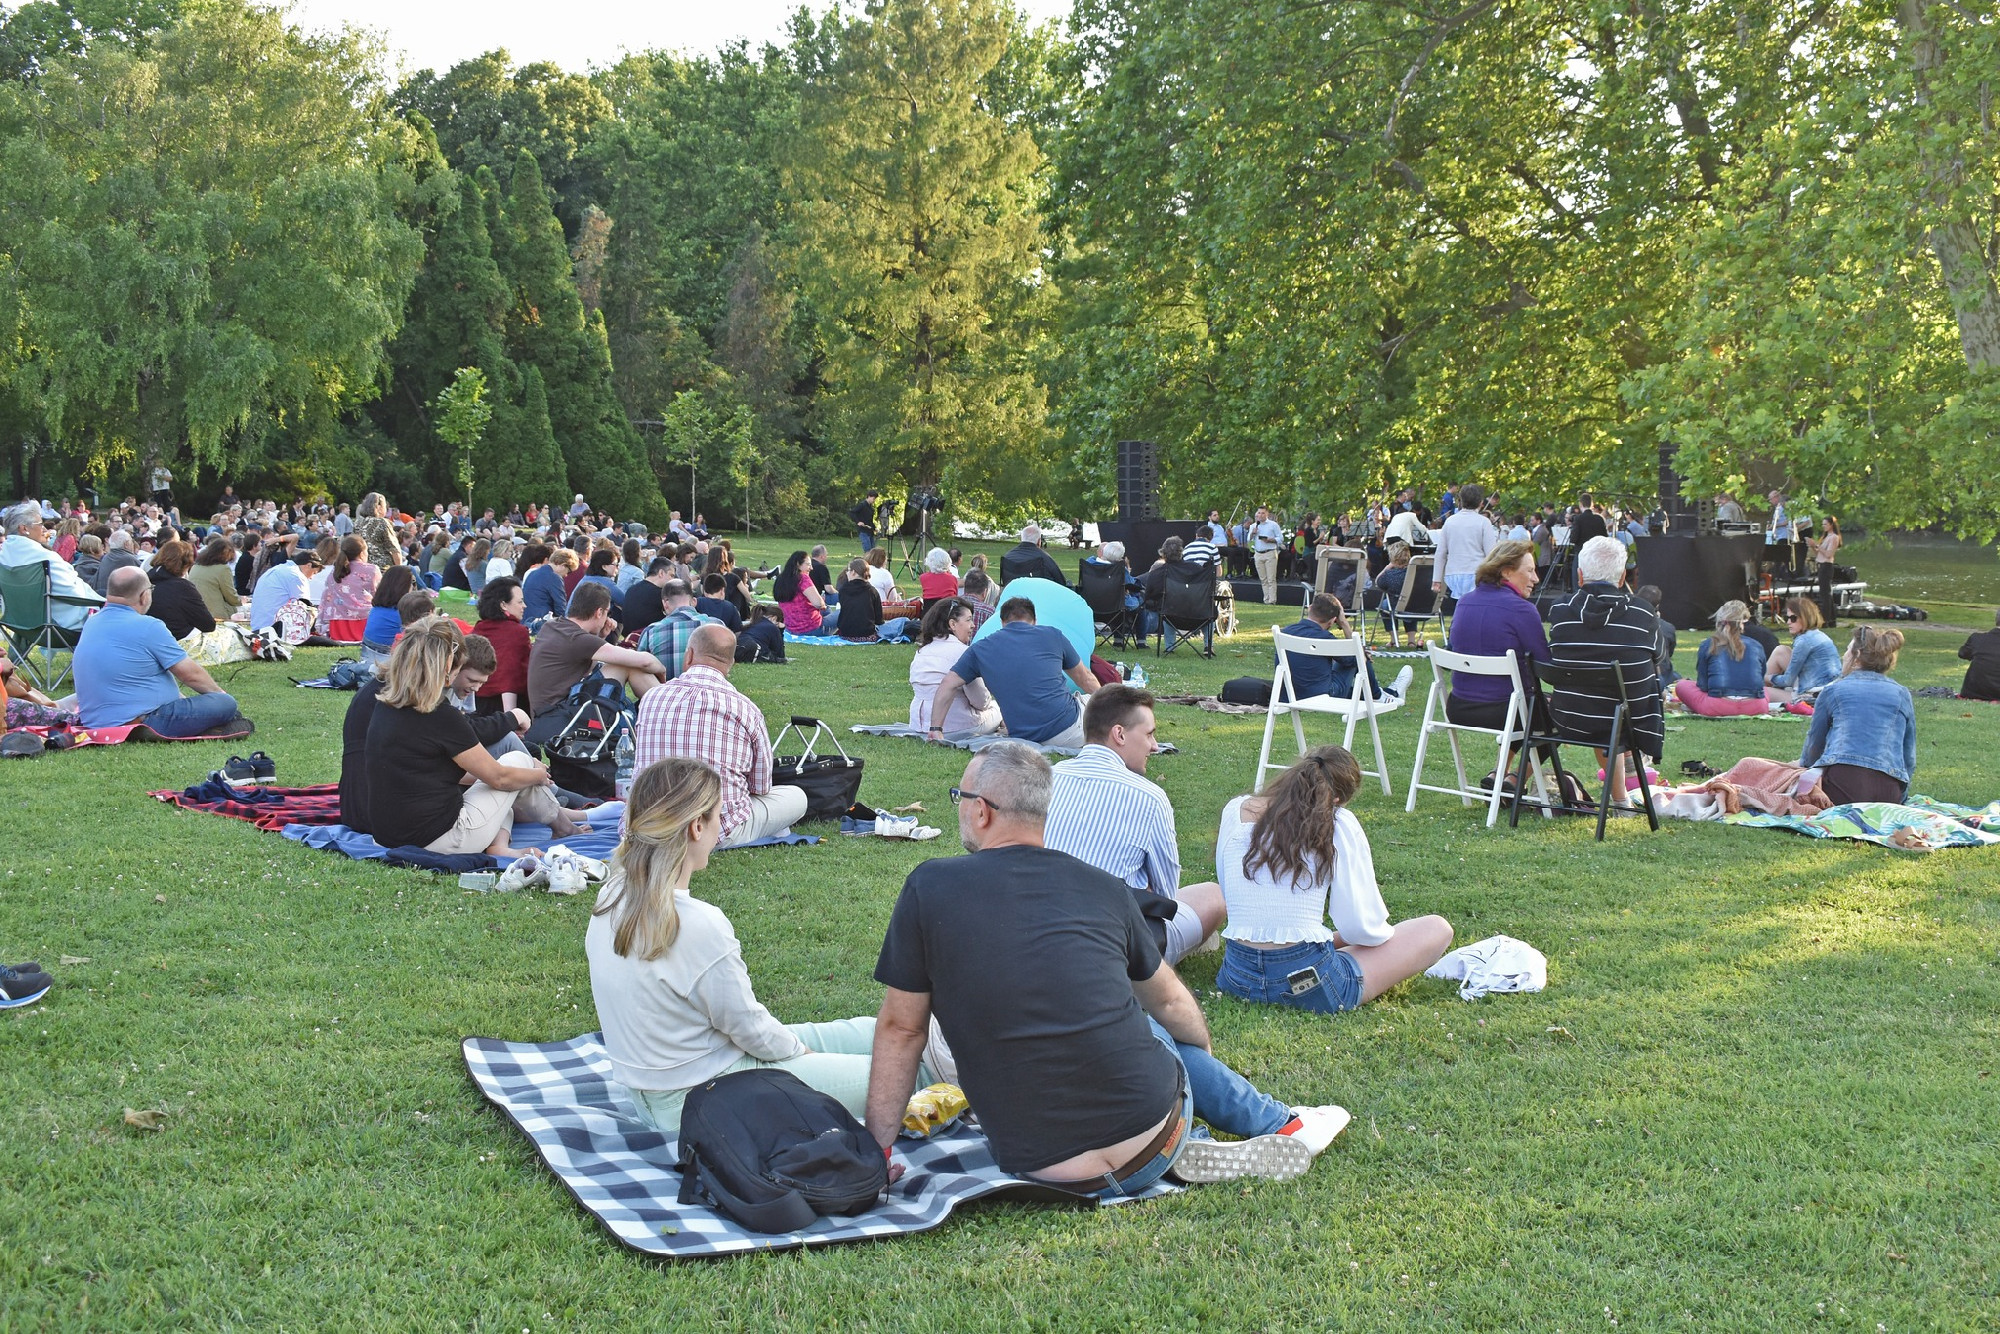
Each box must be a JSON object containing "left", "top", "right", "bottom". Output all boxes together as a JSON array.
[
  {"left": 866, "top": 742, "right": 1347, "bottom": 1197},
  {"left": 851, "top": 491, "right": 879, "bottom": 552},
  {"left": 621, "top": 558, "right": 673, "bottom": 637}
]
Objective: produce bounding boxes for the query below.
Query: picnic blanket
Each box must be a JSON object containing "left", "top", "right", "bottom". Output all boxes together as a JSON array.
[
  {"left": 282, "top": 810, "right": 814, "bottom": 870},
  {"left": 1154, "top": 693, "right": 1267, "bottom": 716},
  {"left": 151, "top": 778, "right": 344, "bottom": 830},
  {"left": 1725, "top": 795, "right": 2000, "bottom": 850},
  {"left": 150, "top": 781, "right": 817, "bottom": 869},
  {"left": 850, "top": 723, "right": 1179, "bottom": 758},
  {"left": 21, "top": 719, "right": 256, "bottom": 747},
  {"left": 462, "top": 1032, "right": 1174, "bottom": 1259},
  {"left": 784, "top": 630, "right": 912, "bottom": 647}
]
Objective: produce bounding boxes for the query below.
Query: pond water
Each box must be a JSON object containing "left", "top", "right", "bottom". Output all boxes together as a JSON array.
[{"left": 1856, "top": 534, "right": 2000, "bottom": 617}]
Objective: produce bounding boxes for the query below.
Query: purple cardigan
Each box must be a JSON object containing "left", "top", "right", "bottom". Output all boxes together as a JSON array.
[{"left": 1445, "top": 583, "right": 1551, "bottom": 702}]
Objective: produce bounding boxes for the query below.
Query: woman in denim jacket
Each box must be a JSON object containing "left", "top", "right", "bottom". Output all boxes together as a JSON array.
[
  {"left": 1766, "top": 597, "right": 1842, "bottom": 704},
  {"left": 1800, "top": 626, "right": 1915, "bottom": 805}
]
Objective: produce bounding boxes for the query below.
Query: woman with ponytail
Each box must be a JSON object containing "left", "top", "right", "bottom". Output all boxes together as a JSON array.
[
  {"left": 1213, "top": 746, "right": 1452, "bottom": 1014},
  {"left": 318, "top": 534, "right": 378, "bottom": 641},
  {"left": 586, "top": 756, "right": 934, "bottom": 1133},
  {"left": 1672, "top": 599, "right": 1769, "bottom": 716},
  {"left": 362, "top": 617, "right": 581, "bottom": 856}
]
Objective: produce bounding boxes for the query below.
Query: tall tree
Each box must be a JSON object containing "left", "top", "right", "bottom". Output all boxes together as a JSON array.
[
  {"left": 395, "top": 51, "right": 612, "bottom": 237},
  {"left": 490, "top": 151, "right": 662, "bottom": 520},
  {"left": 0, "top": 0, "right": 424, "bottom": 486},
  {"left": 789, "top": 0, "right": 1053, "bottom": 502}
]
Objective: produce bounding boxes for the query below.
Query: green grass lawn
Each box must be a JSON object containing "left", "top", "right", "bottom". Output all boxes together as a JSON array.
[{"left": 4, "top": 534, "right": 1997, "bottom": 1330}]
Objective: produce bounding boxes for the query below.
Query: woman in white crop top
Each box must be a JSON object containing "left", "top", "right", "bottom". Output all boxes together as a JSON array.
[
  {"left": 1214, "top": 745, "right": 1452, "bottom": 1013},
  {"left": 586, "top": 756, "right": 935, "bottom": 1133}
]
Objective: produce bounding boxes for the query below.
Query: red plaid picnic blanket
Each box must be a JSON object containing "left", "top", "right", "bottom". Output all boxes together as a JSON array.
[{"left": 149, "top": 781, "right": 344, "bottom": 831}]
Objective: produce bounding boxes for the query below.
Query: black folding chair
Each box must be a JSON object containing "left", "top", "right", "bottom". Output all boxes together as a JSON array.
[
  {"left": 1384, "top": 555, "right": 1438, "bottom": 647},
  {"left": 1077, "top": 559, "right": 1132, "bottom": 647},
  {"left": 1508, "top": 658, "right": 1660, "bottom": 841},
  {"left": 1155, "top": 564, "right": 1217, "bottom": 657}
]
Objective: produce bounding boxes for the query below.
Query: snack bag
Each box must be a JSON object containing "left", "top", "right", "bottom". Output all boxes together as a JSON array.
[{"left": 900, "top": 1083, "right": 970, "bottom": 1138}]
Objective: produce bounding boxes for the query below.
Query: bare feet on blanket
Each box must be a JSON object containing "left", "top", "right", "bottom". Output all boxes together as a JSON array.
[
  {"left": 550, "top": 812, "right": 586, "bottom": 840},
  {"left": 486, "top": 842, "right": 531, "bottom": 859}
]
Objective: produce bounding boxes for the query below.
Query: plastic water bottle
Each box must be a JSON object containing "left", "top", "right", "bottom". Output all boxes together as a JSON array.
[
  {"left": 614, "top": 730, "right": 635, "bottom": 800},
  {"left": 1130, "top": 664, "right": 1148, "bottom": 689}
]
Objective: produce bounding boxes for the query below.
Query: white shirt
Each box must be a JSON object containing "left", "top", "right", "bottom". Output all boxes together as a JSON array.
[
  {"left": 585, "top": 882, "right": 808, "bottom": 1092},
  {"left": 485, "top": 557, "right": 516, "bottom": 581},
  {"left": 1434, "top": 509, "right": 1498, "bottom": 580},
  {"left": 1216, "top": 797, "right": 1392, "bottom": 946},
  {"left": 0, "top": 533, "right": 104, "bottom": 629},
  {"left": 868, "top": 566, "right": 897, "bottom": 601},
  {"left": 1383, "top": 511, "right": 1430, "bottom": 548},
  {"left": 248, "top": 561, "right": 309, "bottom": 630},
  {"left": 1044, "top": 744, "right": 1181, "bottom": 895},
  {"left": 908, "top": 636, "right": 994, "bottom": 731}
]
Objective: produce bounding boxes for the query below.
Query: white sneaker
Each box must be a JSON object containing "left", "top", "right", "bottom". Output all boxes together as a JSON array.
[
  {"left": 1389, "top": 665, "right": 1415, "bottom": 699},
  {"left": 495, "top": 854, "right": 543, "bottom": 894},
  {"left": 1282, "top": 1104, "right": 1352, "bottom": 1155},
  {"left": 1171, "top": 1132, "right": 1314, "bottom": 1184},
  {"left": 874, "top": 814, "right": 918, "bottom": 839}
]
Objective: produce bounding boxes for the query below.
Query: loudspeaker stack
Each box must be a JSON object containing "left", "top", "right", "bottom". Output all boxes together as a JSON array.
[{"left": 1115, "top": 440, "right": 1160, "bottom": 521}]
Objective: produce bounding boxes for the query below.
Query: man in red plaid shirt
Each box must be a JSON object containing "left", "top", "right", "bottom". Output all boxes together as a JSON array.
[{"left": 631, "top": 623, "right": 807, "bottom": 844}]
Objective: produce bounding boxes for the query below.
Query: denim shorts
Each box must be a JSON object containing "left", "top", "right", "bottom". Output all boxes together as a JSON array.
[{"left": 1215, "top": 939, "right": 1365, "bottom": 1014}]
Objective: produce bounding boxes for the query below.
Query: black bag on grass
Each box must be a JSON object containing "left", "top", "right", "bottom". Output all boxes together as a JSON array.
[
  {"left": 771, "top": 716, "right": 864, "bottom": 821},
  {"left": 676, "top": 1068, "right": 886, "bottom": 1232},
  {"left": 1220, "top": 676, "right": 1273, "bottom": 706}
]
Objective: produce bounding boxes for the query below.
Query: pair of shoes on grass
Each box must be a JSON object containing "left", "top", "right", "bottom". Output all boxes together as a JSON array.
[
  {"left": 222, "top": 752, "right": 277, "bottom": 785},
  {"left": 0, "top": 962, "right": 52, "bottom": 1008},
  {"left": 1170, "top": 1105, "right": 1351, "bottom": 1184},
  {"left": 496, "top": 846, "right": 608, "bottom": 896}
]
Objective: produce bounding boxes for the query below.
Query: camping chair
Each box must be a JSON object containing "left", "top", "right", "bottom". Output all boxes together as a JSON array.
[
  {"left": 1256, "top": 628, "right": 1402, "bottom": 795},
  {"left": 1155, "top": 563, "right": 1218, "bottom": 657},
  {"left": 1405, "top": 645, "right": 1552, "bottom": 827},
  {"left": 1384, "top": 555, "right": 1438, "bottom": 647},
  {"left": 1315, "top": 546, "right": 1370, "bottom": 642},
  {"left": 0, "top": 561, "right": 91, "bottom": 696},
  {"left": 1509, "top": 658, "right": 1661, "bottom": 842},
  {"left": 1077, "top": 559, "right": 1133, "bottom": 647}
]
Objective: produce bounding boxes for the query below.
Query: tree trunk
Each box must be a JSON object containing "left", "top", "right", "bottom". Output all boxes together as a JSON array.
[{"left": 1899, "top": 0, "right": 2000, "bottom": 371}]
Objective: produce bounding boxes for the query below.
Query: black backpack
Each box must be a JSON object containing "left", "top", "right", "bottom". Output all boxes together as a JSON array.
[{"left": 675, "top": 1069, "right": 887, "bottom": 1233}]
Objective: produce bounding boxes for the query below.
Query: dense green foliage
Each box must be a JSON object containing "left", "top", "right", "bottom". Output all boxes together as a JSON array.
[{"left": 2, "top": 0, "right": 1996, "bottom": 533}]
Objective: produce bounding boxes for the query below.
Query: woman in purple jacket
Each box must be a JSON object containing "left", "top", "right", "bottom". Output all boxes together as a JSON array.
[{"left": 1445, "top": 540, "right": 1550, "bottom": 728}]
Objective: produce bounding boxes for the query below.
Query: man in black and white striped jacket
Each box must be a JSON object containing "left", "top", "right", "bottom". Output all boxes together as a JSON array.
[{"left": 1544, "top": 536, "right": 1665, "bottom": 802}]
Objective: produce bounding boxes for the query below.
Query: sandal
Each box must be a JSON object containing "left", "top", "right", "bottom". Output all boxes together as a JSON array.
[{"left": 1680, "top": 759, "right": 1717, "bottom": 779}]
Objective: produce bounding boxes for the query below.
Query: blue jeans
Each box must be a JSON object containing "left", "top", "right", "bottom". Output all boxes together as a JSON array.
[
  {"left": 1148, "top": 611, "right": 1213, "bottom": 653},
  {"left": 1216, "top": 939, "right": 1366, "bottom": 1014},
  {"left": 141, "top": 690, "right": 241, "bottom": 737},
  {"left": 880, "top": 616, "right": 910, "bottom": 640},
  {"left": 1073, "top": 1021, "right": 1293, "bottom": 1202},
  {"left": 859, "top": 529, "right": 875, "bottom": 553}
]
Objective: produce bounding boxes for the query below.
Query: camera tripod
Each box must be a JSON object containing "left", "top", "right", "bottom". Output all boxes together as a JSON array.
[{"left": 896, "top": 506, "right": 938, "bottom": 577}]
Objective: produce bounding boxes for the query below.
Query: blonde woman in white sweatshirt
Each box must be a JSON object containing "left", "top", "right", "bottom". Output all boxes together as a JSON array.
[{"left": 586, "top": 756, "right": 934, "bottom": 1132}]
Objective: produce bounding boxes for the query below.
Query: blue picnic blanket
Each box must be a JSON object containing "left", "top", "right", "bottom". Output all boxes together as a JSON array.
[
  {"left": 282, "top": 804, "right": 815, "bottom": 870},
  {"left": 462, "top": 1032, "right": 1174, "bottom": 1259}
]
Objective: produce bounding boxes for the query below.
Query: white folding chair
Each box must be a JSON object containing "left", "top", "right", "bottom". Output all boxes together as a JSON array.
[
  {"left": 1256, "top": 629, "right": 1401, "bottom": 794},
  {"left": 1405, "top": 645, "right": 1552, "bottom": 827}
]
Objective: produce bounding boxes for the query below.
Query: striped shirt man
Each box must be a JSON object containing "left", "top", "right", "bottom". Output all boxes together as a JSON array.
[
  {"left": 1544, "top": 585, "right": 1665, "bottom": 760},
  {"left": 1180, "top": 529, "right": 1220, "bottom": 568},
  {"left": 1044, "top": 743, "right": 1182, "bottom": 898}
]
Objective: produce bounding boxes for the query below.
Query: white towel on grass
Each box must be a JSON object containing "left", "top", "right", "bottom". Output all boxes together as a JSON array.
[{"left": 1425, "top": 934, "right": 1547, "bottom": 1001}]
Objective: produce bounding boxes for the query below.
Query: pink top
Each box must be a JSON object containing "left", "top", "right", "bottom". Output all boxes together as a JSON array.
[
  {"left": 781, "top": 589, "right": 824, "bottom": 636},
  {"left": 318, "top": 561, "right": 379, "bottom": 625}
]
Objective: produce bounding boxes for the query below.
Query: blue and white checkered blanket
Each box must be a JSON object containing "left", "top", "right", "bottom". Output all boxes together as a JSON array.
[{"left": 462, "top": 1032, "right": 1174, "bottom": 1259}]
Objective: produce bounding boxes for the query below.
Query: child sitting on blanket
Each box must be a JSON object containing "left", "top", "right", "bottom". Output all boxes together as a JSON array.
[{"left": 585, "top": 756, "right": 937, "bottom": 1134}]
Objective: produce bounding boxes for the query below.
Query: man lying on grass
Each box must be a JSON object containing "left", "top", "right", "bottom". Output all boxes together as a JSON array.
[{"left": 865, "top": 741, "right": 1349, "bottom": 1197}]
